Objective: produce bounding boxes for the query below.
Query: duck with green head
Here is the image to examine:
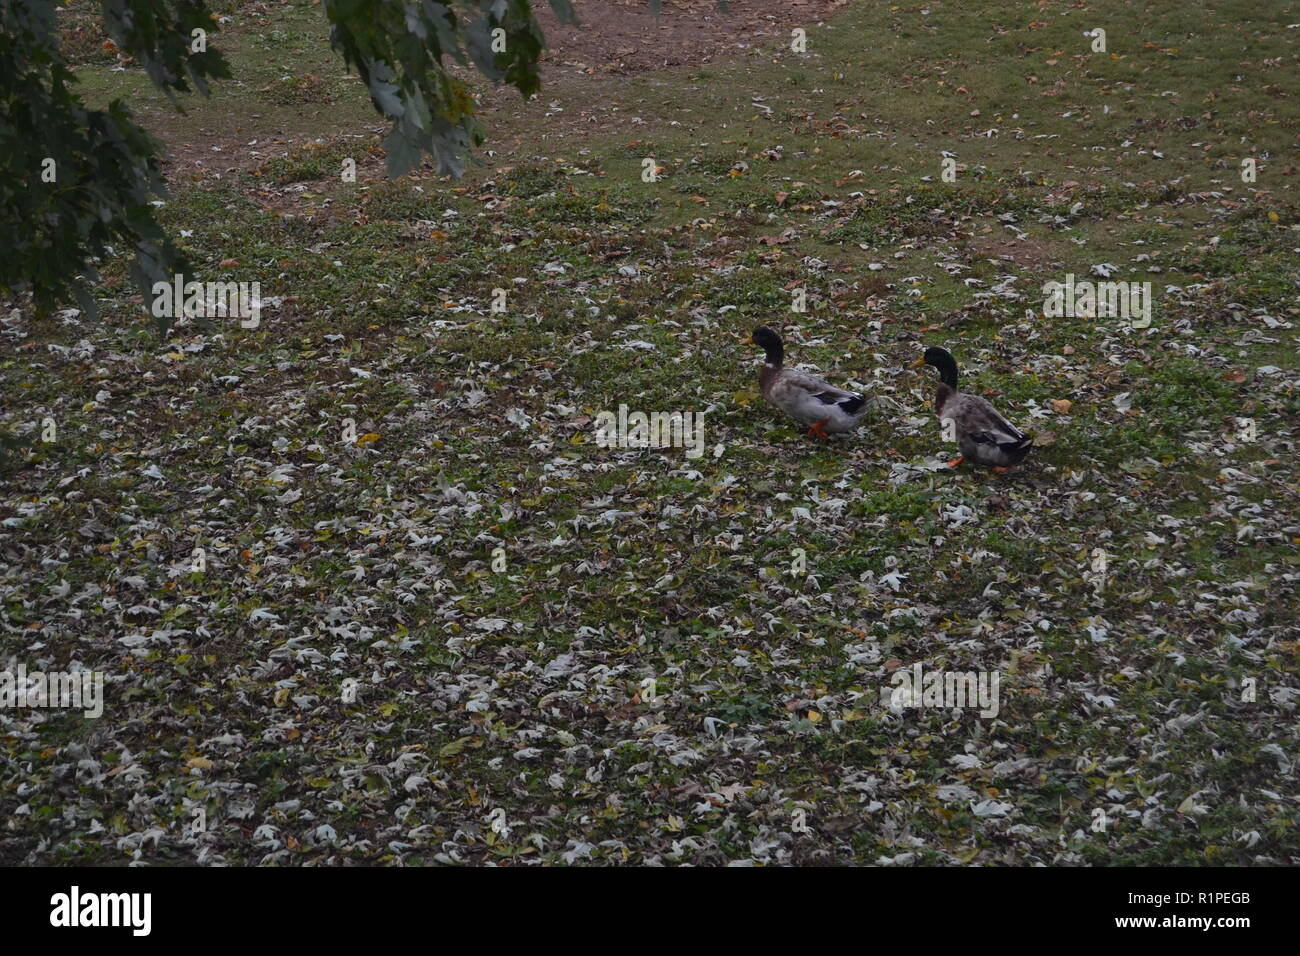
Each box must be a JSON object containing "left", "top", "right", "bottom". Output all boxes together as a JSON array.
[
  {"left": 749, "top": 326, "right": 871, "bottom": 439},
  {"left": 912, "top": 346, "right": 1033, "bottom": 471}
]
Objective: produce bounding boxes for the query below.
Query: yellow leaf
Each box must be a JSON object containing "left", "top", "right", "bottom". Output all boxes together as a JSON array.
[
  {"left": 807, "top": 709, "right": 822, "bottom": 722},
  {"left": 356, "top": 433, "right": 381, "bottom": 445},
  {"left": 1268, "top": 211, "right": 1280, "bottom": 222},
  {"left": 186, "top": 756, "right": 213, "bottom": 771}
]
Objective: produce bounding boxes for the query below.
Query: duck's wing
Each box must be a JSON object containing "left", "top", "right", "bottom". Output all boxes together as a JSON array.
[{"left": 950, "top": 394, "right": 1032, "bottom": 451}]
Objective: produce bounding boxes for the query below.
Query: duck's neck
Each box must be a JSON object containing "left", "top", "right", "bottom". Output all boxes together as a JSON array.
[
  {"left": 762, "top": 341, "right": 784, "bottom": 367},
  {"left": 935, "top": 382, "right": 955, "bottom": 414},
  {"left": 932, "top": 353, "right": 959, "bottom": 389}
]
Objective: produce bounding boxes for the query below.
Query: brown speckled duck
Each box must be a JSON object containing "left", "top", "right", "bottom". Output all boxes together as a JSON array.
[{"left": 913, "top": 346, "right": 1033, "bottom": 471}]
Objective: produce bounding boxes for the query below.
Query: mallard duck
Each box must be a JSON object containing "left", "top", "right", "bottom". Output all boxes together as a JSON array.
[
  {"left": 912, "top": 346, "right": 1033, "bottom": 471},
  {"left": 750, "top": 326, "right": 870, "bottom": 438}
]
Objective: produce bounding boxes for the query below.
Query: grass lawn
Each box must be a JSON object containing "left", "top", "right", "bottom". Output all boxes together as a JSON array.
[{"left": 1, "top": 0, "right": 1297, "bottom": 865}]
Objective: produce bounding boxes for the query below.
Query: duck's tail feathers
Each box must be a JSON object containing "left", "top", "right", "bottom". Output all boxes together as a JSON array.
[
  {"left": 838, "top": 395, "right": 868, "bottom": 415},
  {"left": 1000, "top": 435, "right": 1034, "bottom": 461}
]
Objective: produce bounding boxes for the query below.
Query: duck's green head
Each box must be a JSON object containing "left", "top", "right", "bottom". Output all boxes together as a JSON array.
[
  {"left": 750, "top": 326, "right": 784, "bottom": 366},
  {"left": 913, "top": 346, "right": 959, "bottom": 389}
]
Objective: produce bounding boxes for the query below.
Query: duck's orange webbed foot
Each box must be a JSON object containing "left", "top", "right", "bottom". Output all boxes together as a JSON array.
[
  {"left": 945, "top": 455, "right": 964, "bottom": 468},
  {"left": 993, "top": 466, "right": 1011, "bottom": 474},
  {"left": 807, "top": 419, "right": 831, "bottom": 440}
]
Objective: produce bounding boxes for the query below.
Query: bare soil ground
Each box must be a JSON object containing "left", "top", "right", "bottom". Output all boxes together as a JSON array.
[
  {"left": 61, "top": 0, "right": 848, "bottom": 177},
  {"left": 536, "top": 0, "right": 849, "bottom": 74},
  {"left": 62, "top": 0, "right": 848, "bottom": 74}
]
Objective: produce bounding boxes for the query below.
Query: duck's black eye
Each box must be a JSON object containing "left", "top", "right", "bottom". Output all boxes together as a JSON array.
[{"left": 971, "top": 433, "right": 990, "bottom": 443}]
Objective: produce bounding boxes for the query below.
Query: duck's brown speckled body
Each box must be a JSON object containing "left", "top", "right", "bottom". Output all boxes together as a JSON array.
[{"left": 917, "top": 347, "right": 1033, "bottom": 469}]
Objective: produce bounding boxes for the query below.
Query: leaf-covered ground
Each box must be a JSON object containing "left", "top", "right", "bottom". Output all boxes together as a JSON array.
[{"left": 3, "top": 0, "right": 1298, "bottom": 865}]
